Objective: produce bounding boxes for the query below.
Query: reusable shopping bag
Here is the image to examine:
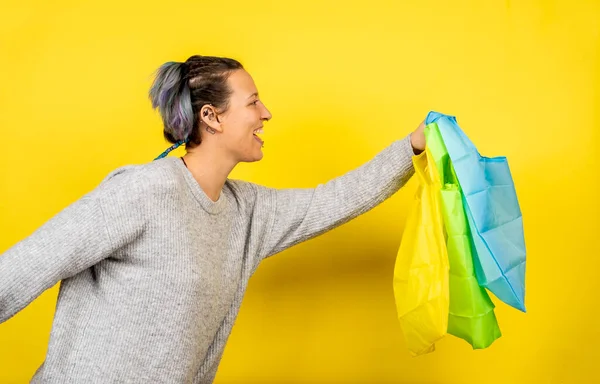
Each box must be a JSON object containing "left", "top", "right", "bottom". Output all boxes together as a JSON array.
[
  {"left": 425, "top": 122, "right": 502, "bottom": 348},
  {"left": 425, "top": 111, "right": 526, "bottom": 312},
  {"left": 393, "top": 149, "right": 449, "bottom": 356}
]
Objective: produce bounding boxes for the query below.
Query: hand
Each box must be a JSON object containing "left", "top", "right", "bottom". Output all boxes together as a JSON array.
[{"left": 410, "top": 120, "right": 426, "bottom": 155}]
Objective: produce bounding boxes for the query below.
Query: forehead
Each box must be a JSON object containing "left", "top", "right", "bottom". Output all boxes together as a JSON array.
[{"left": 227, "top": 69, "right": 258, "bottom": 97}]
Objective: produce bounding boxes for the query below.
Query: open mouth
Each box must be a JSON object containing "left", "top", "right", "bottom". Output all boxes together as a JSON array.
[{"left": 253, "top": 127, "right": 264, "bottom": 145}]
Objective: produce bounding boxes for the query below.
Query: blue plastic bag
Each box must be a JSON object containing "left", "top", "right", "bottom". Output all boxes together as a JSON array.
[{"left": 424, "top": 111, "right": 526, "bottom": 312}]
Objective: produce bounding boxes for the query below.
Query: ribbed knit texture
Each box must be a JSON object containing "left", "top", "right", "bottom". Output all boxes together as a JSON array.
[{"left": 1, "top": 135, "right": 415, "bottom": 383}]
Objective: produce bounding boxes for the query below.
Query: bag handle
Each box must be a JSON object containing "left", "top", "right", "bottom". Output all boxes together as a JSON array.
[{"left": 425, "top": 111, "right": 478, "bottom": 154}]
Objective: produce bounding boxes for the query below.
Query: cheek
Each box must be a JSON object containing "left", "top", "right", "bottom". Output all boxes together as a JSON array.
[
  {"left": 231, "top": 126, "right": 254, "bottom": 147},
  {"left": 223, "top": 110, "right": 256, "bottom": 146}
]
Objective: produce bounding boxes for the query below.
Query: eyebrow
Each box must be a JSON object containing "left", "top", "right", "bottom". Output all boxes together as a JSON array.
[{"left": 247, "top": 92, "right": 259, "bottom": 99}]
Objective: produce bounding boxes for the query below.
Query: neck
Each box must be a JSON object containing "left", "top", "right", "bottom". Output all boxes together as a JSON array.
[{"left": 181, "top": 145, "right": 237, "bottom": 202}]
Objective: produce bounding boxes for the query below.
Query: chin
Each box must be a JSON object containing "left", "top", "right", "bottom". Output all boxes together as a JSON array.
[
  {"left": 240, "top": 150, "right": 264, "bottom": 163},
  {"left": 252, "top": 151, "right": 264, "bottom": 162}
]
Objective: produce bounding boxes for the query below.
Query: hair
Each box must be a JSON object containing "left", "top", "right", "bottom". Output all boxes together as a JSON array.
[{"left": 148, "top": 55, "right": 244, "bottom": 149}]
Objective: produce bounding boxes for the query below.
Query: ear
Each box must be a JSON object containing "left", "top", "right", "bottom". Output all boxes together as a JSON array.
[{"left": 199, "top": 104, "right": 224, "bottom": 133}]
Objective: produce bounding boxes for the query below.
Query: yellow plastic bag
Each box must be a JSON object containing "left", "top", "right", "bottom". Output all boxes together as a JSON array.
[{"left": 393, "top": 149, "right": 450, "bottom": 356}]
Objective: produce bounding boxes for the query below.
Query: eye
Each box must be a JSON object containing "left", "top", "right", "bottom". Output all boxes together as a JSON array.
[{"left": 252, "top": 99, "right": 260, "bottom": 105}]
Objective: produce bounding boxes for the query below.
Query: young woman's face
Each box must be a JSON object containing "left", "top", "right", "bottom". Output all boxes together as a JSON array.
[{"left": 213, "top": 69, "right": 272, "bottom": 163}]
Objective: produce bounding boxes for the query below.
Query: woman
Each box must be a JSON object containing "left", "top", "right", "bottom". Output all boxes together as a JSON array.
[{"left": 0, "top": 55, "right": 425, "bottom": 383}]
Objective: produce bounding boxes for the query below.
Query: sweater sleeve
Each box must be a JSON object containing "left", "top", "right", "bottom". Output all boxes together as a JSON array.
[
  {"left": 0, "top": 167, "right": 146, "bottom": 324},
  {"left": 255, "top": 134, "right": 416, "bottom": 260}
]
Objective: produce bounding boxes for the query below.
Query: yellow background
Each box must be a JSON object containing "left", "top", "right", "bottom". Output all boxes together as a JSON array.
[{"left": 1, "top": 0, "right": 598, "bottom": 382}]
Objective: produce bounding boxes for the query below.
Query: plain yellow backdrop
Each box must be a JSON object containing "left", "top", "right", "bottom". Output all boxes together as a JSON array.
[{"left": 1, "top": 0, "right": 598, "bottom": 383}]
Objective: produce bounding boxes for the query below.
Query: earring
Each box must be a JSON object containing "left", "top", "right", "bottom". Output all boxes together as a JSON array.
[{"left": 206, "top": 127, "right": 216, "bottom": 135}]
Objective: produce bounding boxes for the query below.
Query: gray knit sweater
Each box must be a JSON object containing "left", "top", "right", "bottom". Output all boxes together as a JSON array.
[{"left": 0, "top": 135, "right": 415, "bottom": 383}]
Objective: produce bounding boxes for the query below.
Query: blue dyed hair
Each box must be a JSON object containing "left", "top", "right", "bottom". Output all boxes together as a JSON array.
[
  {"left": 149, "top": 55, "right": 243, "bottom": 159},
  {"left": 150, "top": 62, "right": 193, "bottom": 144}
]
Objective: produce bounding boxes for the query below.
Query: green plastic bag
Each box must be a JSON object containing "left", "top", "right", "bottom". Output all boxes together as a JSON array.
[{"left": 425, "top": 122, "right": 502, "bottom": 349}]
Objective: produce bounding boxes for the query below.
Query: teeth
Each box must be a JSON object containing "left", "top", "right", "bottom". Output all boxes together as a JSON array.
[{"left": 254, "top": 128, "right": 264, "bottom": 135}]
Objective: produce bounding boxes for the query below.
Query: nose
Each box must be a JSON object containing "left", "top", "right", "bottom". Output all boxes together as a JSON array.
[{"left": 261, "top": 103, "right": 272, "bottom": 122}]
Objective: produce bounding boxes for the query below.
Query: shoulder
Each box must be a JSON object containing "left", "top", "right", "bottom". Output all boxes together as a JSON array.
[
  {"left": 77, "top": 158, "right": 183, "bottom": 238},
  {"left": 88, "top": 157, "right": 180, "bottom": 203},
  {"left": 224, "top": 179, "right": 258, "bottom": 211},
  {"left": 225, "top": 178, "right": 256, "bottom": 197},
  {"left": 224, "top": 178, "right": 277, "bottom": 213}
]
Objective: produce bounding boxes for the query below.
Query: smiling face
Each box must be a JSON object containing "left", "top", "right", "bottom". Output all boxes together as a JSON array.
[{"left": 204, "top": 69, "right": 272, "bottom": 163}]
